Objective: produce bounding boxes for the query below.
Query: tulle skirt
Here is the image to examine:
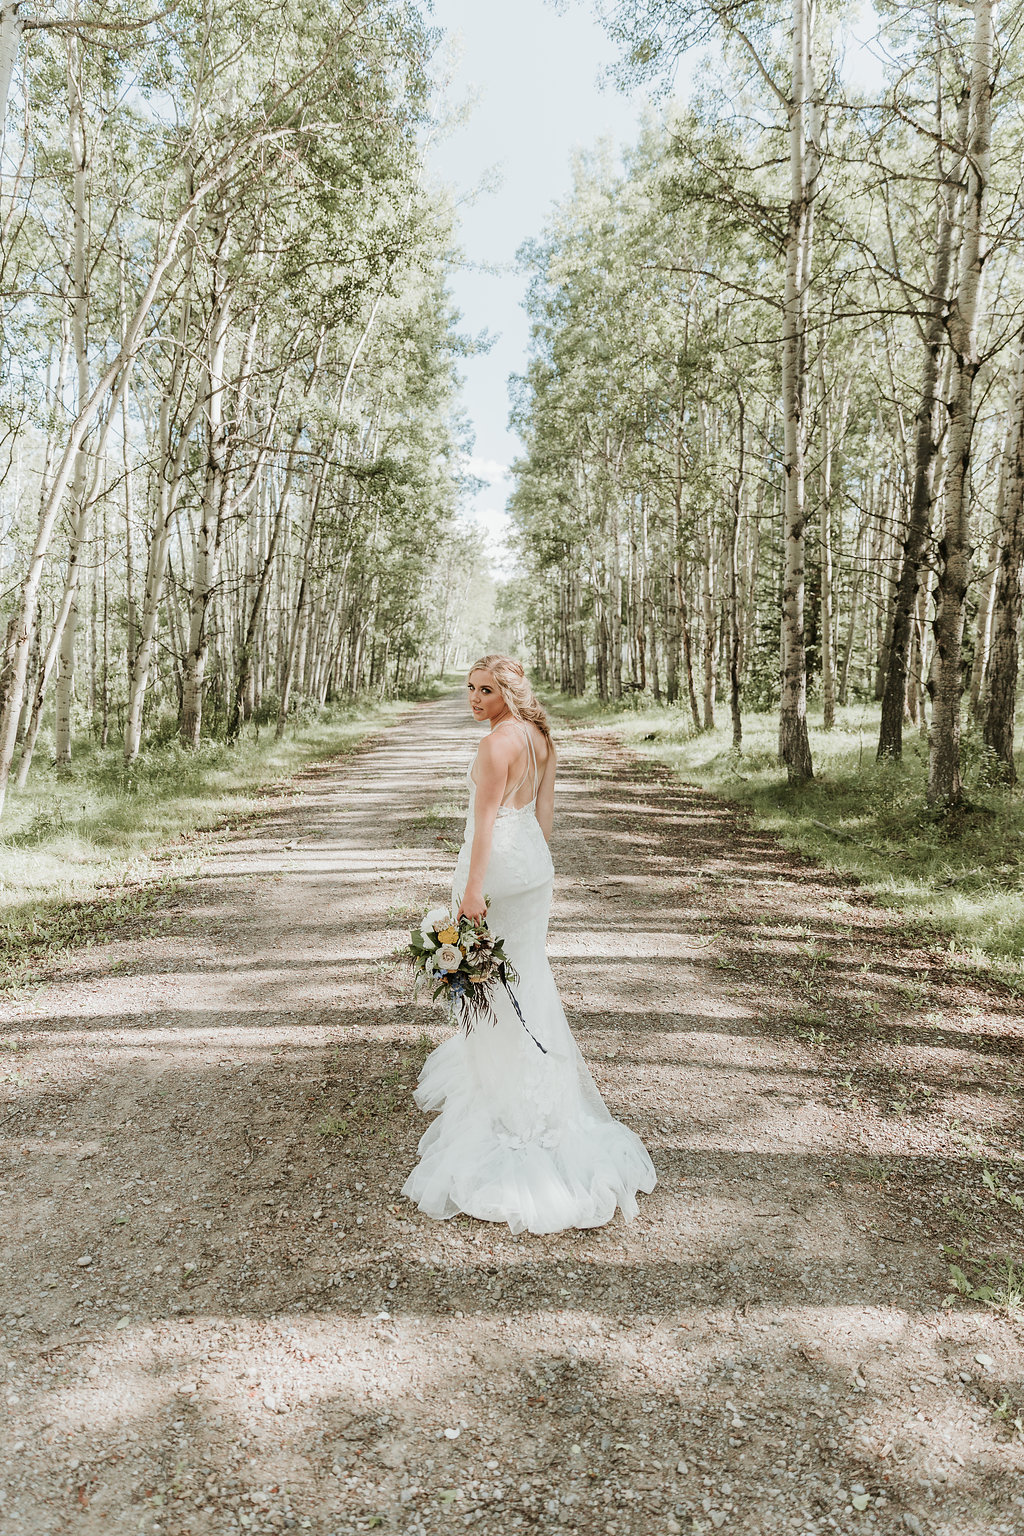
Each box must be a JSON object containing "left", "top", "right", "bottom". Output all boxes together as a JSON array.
[{"left": 401, "top": 807, "right": 656, "bottom": 1235}]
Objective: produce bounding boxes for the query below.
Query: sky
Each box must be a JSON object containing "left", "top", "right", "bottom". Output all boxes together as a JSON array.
[{"left": 423, "top": 0, "right": 660, "bottom": 573}]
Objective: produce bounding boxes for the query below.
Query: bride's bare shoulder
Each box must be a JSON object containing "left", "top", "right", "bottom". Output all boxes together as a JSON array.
[{"left": 475, "top": 727, "right": 519, "bottom": 768}]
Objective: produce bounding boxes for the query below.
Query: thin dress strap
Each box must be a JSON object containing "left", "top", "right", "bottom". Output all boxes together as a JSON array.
[
  {"left": 496, "top": 719, "right": 538, "bottom": 807},
  {"left": 525, "top": 723, "right": 539, "bottom": 799}
]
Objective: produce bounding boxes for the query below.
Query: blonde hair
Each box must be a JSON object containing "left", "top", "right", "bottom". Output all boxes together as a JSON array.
[{"left": 469, "top": 654, "right": 551, "bottom": 739}]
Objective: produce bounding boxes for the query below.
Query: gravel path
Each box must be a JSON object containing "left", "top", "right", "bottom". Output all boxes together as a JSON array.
[{"left": 1, "top": 692, "right": 1022, "bottom": 1536}]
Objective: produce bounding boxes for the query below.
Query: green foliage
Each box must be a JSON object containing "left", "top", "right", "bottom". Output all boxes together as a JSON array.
[
  {"left": 945, "top": 1252, "right": 1024, "bottom": 1311},
  {"left": 511, "top": 9, "right": 1024, "bottom": 805},
  {"left": 545, "top": 692, "right": 1024, "bottom": 984},
  {"left": 0, "top": 0, "right": 474, "bottom": 784}
]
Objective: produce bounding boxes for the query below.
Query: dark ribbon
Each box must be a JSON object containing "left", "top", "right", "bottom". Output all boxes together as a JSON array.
[
  {"left": 498, "top": 962, "right": 547, "bottom": 1054},
  {"left": 450, "top": 965, "right": 547, "bottom": 1055}
]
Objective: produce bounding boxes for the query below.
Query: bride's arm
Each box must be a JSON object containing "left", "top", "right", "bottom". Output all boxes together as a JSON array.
[
  {"left": 456, "top": 733, "right": 510, "bottom": 923},
  {"left": 536, "top": 740, "right": 556, "bottom": 842}
]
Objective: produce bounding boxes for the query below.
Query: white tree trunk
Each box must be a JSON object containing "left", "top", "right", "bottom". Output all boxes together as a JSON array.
[
  {"left": 969, "top": 512, "right": 1002, "bottom": 717},
  {"left": 180, "top": 237, "right": 231, "bottom": 748},
  {"left": 0, "top": 156, "right": 242, "bottom": 813},
  {"left": 983, "top": 340, "right": 1024, "bottom": 775},
  {"left": 0, "top": 5, "right": 22, "bottom": 133},
  {"left": 927, "top": 0, "right": 996, "bottom": 804},
  {"left": 54, "top": 41, "right": 90, "bottom": 769},
  {"left": 778, "top": 0, "right": 817, "bottom": 782},
  {"left": 818, "top": 369, "right": 850, "bottom": 731}
]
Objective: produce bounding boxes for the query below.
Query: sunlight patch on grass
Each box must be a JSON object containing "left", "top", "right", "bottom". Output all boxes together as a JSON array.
[
  {"left": 0, "top": 699, "right": 411, "bottom": 980},
  {"left": 544, "top": 691, "right": 1024, "bottom": 988}
]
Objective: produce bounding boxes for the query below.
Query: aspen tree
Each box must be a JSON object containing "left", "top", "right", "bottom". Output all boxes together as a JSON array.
[
  {"left": 928, "top": 0, "right": 996, "bottom": 805},
  {"left": 969, "top": 514, "right": 1002, "bottom": 718},
  {"left": 0, "top": 27, "right": 343, "bottom": 808},
  {"left": 877, "top": 91, "right": 968, "bottom": 760},
  {"left": 776, "top": 0, "right": 818, "bottom": 782},
  {"left": 983, "top": 341, "right": 1024, "bottom": 777}
]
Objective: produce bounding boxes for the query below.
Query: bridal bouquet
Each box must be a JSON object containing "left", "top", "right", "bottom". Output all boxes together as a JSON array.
[{"left": 406, "top": 906, "right": 546, "bottom": 1051}]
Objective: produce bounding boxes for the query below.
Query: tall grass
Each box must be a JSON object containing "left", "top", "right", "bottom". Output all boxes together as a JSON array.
[
  {"left": 0, "top": 697, "right": 415, "bottom": 979},
  {"left": 544, "top": 691, "right": 1024, "bottom": 989}
]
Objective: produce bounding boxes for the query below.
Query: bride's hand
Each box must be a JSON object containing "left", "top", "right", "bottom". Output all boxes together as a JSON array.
[{"left": 456, "top": 886, "right": 487, "bottom": 925}]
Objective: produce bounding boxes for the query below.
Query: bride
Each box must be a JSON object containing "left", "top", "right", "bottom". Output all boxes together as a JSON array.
[{"left": 402, "top": 654, "right": 656, "bottom": 1235}]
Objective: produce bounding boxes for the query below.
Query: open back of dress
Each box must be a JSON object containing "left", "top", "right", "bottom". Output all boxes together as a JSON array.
[{"left": 498, "top": 720, "right": 540, "bottom": 812}]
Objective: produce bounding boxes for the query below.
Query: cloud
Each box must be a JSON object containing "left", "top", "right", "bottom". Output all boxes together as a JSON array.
[
  {"left": 460, "top": 505, "right": 515, "bottom": 577},
  {"left": 465, "top": 455, "right": 511, "bottom": 485}
]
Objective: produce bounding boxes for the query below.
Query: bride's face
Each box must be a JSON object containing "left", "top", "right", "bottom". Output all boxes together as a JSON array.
[{"left": 467, "top": 670, "right": 508, "bottom": 725}]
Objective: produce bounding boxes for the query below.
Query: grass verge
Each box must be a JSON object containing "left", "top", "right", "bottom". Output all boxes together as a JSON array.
[
  {"left": 0, "top": 697, "right": 415, "bottom": 990},
  {"left": 542, "top": 691, "right": 1024, "bottom": 990}
]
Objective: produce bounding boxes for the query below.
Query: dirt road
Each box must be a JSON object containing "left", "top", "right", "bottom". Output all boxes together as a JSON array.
[{"left": 1, "top": 692, "right": 1022, "bottom": 1536}]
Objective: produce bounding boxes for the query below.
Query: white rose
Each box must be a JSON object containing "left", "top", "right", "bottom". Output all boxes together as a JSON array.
[
  {"left": 437, "top": 943, "right": 462, "bottom": 973},
  {"left": 421, "top": 906, "right": 451, "bottom": 940}
]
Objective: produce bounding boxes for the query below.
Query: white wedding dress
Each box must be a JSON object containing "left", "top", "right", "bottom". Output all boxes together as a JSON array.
[{"left": 402, "top": 721, "right": 656, "bottom": 1235}]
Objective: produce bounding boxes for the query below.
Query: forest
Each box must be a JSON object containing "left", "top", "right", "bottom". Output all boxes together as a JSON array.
[
  {"left": 510, "top": 0, "right": 1024, "bottom": 809},
  {"left": 0, "top": 0, "right": 489, "bottom": 828},
  {"left": 1, "top": 0, "right": 1023, "bottom": 873}
]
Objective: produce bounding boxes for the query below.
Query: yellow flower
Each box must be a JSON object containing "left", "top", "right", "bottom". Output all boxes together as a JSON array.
[{"left": 438, "top": 925, "right": 460, "bottom": 944}]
